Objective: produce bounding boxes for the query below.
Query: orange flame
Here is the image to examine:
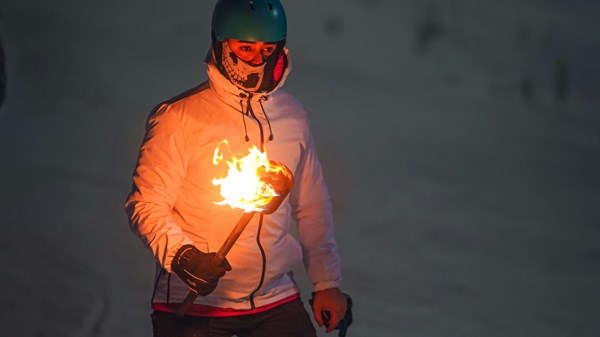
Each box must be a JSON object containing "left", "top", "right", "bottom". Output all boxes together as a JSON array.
[{"left": 212, "top": 140, "right": 288, "bottom": 213}]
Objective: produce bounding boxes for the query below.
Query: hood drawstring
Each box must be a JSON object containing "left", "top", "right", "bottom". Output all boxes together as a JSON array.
[
  {"left": 239, "top": 93, "right": 274, "bottom": 144},
  {"left": 259, "top": 96, "right": 274, "bottom": 141},
  {"left": 239, "top": 93, "right": 250, "bottom": 142}
]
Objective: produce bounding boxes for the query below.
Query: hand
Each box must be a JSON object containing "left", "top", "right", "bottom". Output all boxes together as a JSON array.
[
  {"left": 311, "top": 287, "right": 348, "bottom": 333},
  {"left": 172, "top": 245, "right": 232, "bottom": 296}
]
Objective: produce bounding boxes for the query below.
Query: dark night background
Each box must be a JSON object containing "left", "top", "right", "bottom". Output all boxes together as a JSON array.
[{"left": 1, "top": 1, "right": 599, "bottom": 336}]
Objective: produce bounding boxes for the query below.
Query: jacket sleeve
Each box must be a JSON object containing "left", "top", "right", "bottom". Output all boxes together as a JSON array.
[
  {"left": 124, "top": 103, "right": 194, "bottom": 272},
  {"left": 289, "top": 126, "right": 342, "bottom": 292}
]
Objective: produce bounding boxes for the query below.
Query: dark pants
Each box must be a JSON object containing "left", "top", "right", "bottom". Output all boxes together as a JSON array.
[{"left": 151, "top": 298, "right": 317, "bottom": 337}]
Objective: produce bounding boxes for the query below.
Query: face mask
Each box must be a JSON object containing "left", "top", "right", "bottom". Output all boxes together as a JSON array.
[
  {"left": 212, "top": 37, "right": 288, "bottom": 93},
  {"left": 221, "top": 40, "right": 266, "bottom": 92}
]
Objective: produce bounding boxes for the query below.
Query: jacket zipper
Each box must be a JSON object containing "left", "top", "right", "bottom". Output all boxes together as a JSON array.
[
  {"left": 249, "top": 213, "right": 267, "bottom": 309},
  {"left": 245, "top": 95, "right": 267, "bottom": 308},
  {"left": 152, "top": 269, "right": 166, "bottom": 304}
]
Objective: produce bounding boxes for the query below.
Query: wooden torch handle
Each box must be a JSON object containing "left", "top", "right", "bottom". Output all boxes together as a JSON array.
[
  {"left": 176, "top": 291, "right": 198, "bottom": 317},
  {"left": 215, "top": 211, "right": 256, "bottom": 263},
  {"left": 176, "top": 211, "right": 256, "bottom": 317}
]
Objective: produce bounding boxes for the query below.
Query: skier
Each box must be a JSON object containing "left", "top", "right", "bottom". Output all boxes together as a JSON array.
[{"left": 125, "top": 0, "right": 348, "bottom": 336}]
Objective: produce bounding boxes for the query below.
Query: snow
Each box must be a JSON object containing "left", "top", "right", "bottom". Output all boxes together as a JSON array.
[{"left": 1, "top": 1, "right": 599, "bottom": 336}]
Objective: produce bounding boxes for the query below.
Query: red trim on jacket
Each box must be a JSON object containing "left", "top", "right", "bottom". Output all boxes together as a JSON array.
[{"left": 152, "top": 293, "right": 300, "bottom": 317}]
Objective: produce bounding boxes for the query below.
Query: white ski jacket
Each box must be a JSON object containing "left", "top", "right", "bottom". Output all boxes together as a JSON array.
[{"left": 125, "top": 53, "right": 341, "bottom": 310}]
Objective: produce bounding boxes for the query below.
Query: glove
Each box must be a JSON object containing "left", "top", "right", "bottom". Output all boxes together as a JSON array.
[
  {"left": 172, "top": 245, "right": 232, "bottom": 296},
  {"left": 310, "top": 292, "right": 353, "bottom": 337}
]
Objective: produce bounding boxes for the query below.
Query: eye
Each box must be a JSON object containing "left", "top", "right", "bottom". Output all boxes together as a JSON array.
[
  {"left": 240, "top": 46, "right": 253, "bottom": 52},
  {"left": 262, "top": 45, "right": 277, "bottom": 56}
]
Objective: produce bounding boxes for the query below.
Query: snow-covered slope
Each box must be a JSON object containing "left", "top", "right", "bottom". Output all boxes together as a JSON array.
[{"left": 1, "top": 1, "right": 599, "bottom": 336}]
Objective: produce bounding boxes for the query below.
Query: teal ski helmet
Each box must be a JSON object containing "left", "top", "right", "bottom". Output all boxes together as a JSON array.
[{"left": 211, "top": 0, "right": 287, "bottom": 42}]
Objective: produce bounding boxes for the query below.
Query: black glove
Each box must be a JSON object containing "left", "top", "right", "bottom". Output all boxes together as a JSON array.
[
  {"left": 172, "top": 245, "right": 232, "bottom": 296},
  {"left": 310, "top": 292, "right": 353, "bottom": 337}
]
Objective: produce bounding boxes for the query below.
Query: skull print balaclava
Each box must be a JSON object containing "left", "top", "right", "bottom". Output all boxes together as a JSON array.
[
  {"left": 221, "top": 40, "right": 266, "bottom": 91},
  {"left": 211, "top": 35, "right": 288, "bottom": 93}
]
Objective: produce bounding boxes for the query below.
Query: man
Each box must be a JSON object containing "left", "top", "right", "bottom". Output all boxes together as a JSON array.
[{"left": 125, "top": 1, "right": 347, "bottom": 336}]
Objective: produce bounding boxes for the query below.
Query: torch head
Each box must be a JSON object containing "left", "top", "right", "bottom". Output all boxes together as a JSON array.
[
  {"left": 212, "top": 141, "right": 294, "bottom": 214},
  {"left": 259, "top": 160, "right": 294, "bottom": 214}
]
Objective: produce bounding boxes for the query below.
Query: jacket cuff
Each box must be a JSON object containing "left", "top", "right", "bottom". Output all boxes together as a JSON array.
[
  {"left": 164, "top": 240, "right": 195, "bottom": 272},
  {"left": 313, "top": 280, "right": 341, "bottom": 292}
]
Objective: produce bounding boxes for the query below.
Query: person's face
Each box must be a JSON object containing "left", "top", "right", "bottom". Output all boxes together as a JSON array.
[{"left": 226, "top": 39, "right": 277, "bottom": 65}]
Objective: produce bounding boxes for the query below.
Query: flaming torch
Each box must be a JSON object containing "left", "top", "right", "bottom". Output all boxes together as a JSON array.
[{"left": 176, "top": 140, "right": 294, "bottom": 316}]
